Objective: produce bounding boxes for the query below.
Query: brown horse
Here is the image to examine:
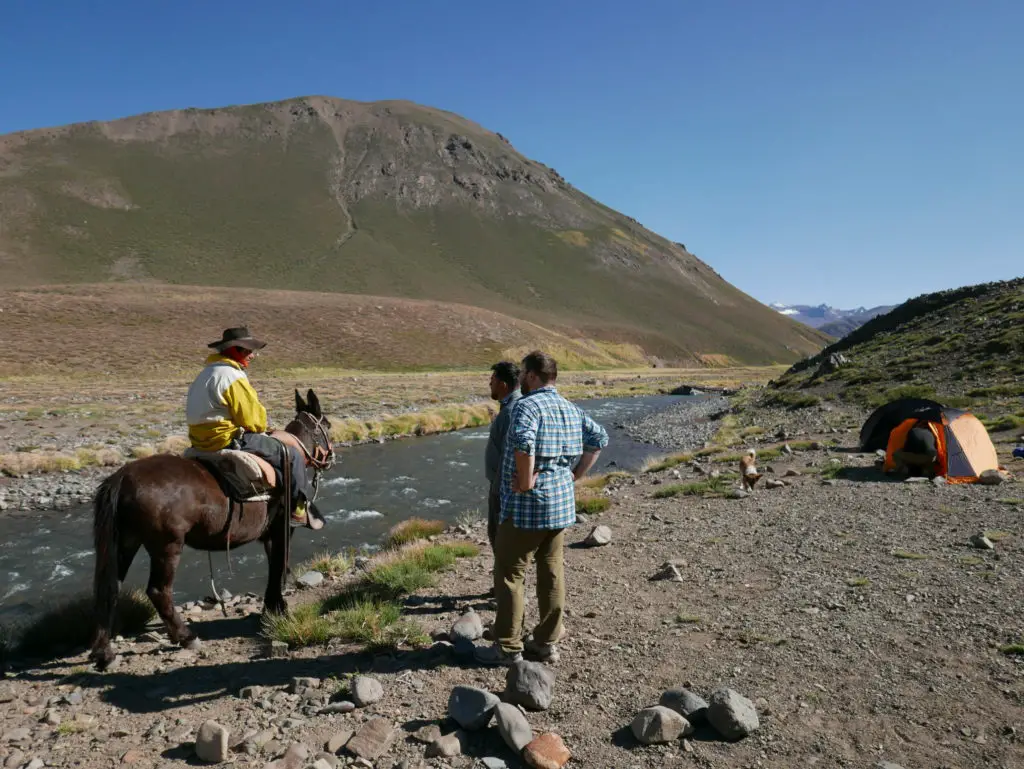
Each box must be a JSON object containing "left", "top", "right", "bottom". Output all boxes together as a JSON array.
[{"left": 89, "top": 389, "right": 334, "bottom": 670}]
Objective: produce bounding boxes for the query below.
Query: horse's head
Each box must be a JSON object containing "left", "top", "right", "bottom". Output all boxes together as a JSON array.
[{"left": 285, "top": 388, "right": 335, "bottom": 472}]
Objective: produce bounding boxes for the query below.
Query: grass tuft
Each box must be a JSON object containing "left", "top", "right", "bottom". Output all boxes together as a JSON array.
[
  {"left": 999, "top": 643, "right": 1024, "bottom": 656},
  {"left": 576, "top": 496, "right": 611, "bottom": 515},
  {"left": 299, "top": 551, "right": 351, "bottom": 578},
  {"left": 8, "top": 589, "right": 154, "bottom": 656},
  {"left": 641, "top": 453, "right": 693, "bottom": 473},
  {"left": 892, "top": 549, "right": 929, "bottom": 560},
  {"left": 652, "top": 476, "right": 731, "bottom": 499},
  {"left": 846, "top": 577, "right": 870, "bottom": 587},
  {"left": 384, "top": 518, "right": 446, "bottom": 548},
  {"left": 576, "top": 471, "right": 631, "bottom": 489}
]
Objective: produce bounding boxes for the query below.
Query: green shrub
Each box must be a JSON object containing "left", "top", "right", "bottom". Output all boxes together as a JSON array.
[{"left": 384, "top": 518, "right": 446, "bottom": 548}]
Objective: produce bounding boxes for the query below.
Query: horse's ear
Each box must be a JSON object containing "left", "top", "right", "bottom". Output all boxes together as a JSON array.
[
  {"left": 295, "top": 389, "right": 307, "bottom": 413},
  {"left": 306, "top": 389, "right": 322, "bottom": 417}
]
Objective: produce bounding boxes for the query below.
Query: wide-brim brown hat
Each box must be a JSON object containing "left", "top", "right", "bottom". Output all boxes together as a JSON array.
[{"left": 207, "top": 326, "right": 267, "bottom": 352}]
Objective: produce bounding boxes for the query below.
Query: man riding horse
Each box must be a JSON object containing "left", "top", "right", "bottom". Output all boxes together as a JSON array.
[{"left": 186, "top": 326, "right": 325, "bottom": 529}]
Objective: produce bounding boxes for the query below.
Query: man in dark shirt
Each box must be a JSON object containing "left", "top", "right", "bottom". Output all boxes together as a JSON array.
[
  {"left": 893, "top": 421, "right": 938, "bottom": 477},
  {"left": 484, "top": 361, "right": 521, "bottom": 550}
]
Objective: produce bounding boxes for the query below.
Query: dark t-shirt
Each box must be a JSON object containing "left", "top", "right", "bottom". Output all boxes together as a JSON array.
[{"left": 904, "top": 424, "right": 936, "bottom": 455}]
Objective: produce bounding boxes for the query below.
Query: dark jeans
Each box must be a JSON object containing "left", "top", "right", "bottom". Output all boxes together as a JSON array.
[{"left": 233, "top": 432, "right": 312, "bottom": 505}]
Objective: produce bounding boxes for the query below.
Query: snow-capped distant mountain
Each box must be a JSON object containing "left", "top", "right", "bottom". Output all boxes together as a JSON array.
[{"left": 769, "top": 302, "right": 896, "bottom": 337}]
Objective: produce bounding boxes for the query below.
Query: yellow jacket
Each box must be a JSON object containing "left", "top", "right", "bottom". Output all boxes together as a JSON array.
[{"left": 185, "top": 354, "right": 267, "bottom": 451}]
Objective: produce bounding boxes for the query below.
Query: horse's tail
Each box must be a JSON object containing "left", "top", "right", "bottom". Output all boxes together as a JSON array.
[{"left": 90, "top": 470, "right": 123, "bottom": 670}]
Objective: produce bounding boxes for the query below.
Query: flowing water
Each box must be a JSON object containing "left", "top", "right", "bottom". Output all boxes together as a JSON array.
[{"left": 0, "top": 394, "right": 700, "bottom": 623}]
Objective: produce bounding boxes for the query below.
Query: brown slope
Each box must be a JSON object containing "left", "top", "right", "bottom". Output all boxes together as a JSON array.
[{"left": 0, "top": 96, "right": 828, "bottom": 366}]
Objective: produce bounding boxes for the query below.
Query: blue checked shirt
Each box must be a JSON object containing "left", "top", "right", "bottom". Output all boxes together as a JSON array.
[{"left": 499, "top": 386, "right": 610, "bottom": 530}]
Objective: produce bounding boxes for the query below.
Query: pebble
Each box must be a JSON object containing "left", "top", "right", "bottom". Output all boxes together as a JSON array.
[
  {"left": 495, "top": 702, "right": 534, "bottom": 752},
  {"left": 319, "top": 701, "right": 356, "bottom": 715},
  {"left": 448, "top": 686, "right": 500, "bottom": 730},
  {"left": 505, "top": 660, "right": 556, "bottom": 711},
  {"left": 523, "top": 732, "right": 571, "bottom": 769},
  {"left": 288, "top": 677, "right": 320, "bottom": 695},
  {"left": 481, "top": 759, "right": 508, "bottom": 769},
  {"left": 583, "top": 525, "right": 612, "bottom": 547},
  {"left": 266, "top": 640, "right": 289, "bottom": 659},
  {"left": 350, "top": 676, "right": 384, "bottom": 707},
  {"left": 707, "top": 688, "right": 760, "bottom": 740},
  {"left": 2, "top": 728, "right": 31, "bottom": 743},
  {"left": 425, "top": 730, "right": 467, "bottom": 758},
  {"left": 25, "top": 760, "right": 44, "bottom": 769},
  {"left": 631, "top": 706, "right": 693, "bottom": 744},
  {"left": 411, "top": 725, "right": 443, "bottom": 744}
]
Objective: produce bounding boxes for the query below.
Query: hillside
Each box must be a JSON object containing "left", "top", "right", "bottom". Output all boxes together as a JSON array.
[
  {"left": 765, "top": 278, "right": 1024, "bottom": 432},
  {"left": 0, "top": 96, "right": 826, "bottom": 367}
]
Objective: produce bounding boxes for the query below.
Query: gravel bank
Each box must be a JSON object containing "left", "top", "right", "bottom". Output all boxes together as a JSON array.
[{"left": 623, "top": 395, "right": 730, "bottom": 451}]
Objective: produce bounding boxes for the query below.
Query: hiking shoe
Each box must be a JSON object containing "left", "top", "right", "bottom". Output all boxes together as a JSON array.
[
  {"left": 290, "top": 500, "right": 308, "bottom": 526},
  {"left": 473, "top": 644, "right": 523, "bottom": 667},
  {"left": 525, "top": 640, "right": 561, "bottom": 663}
]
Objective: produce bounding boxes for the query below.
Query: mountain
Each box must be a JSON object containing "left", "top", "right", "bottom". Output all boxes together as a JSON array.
[
  {"left": 0, "top": 95, "right": 828, "bottom": 367},
  {"left": 766, "top": 278, "right": 1024, "bottom": 431},
  {"left": 768, "top": 302, "right": 896, "bottom": 337}
]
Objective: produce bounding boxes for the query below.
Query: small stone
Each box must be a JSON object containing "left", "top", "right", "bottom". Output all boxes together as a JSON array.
[
  {"left": 288, "top": 677, "right": 320, "bottom": 695},
  {"left": 2, "top": 728, "right": 31, "bottom": 743},
  {"left": 25, "top": 760, "right": 44, "bottom": 769},
  {"left": 876, "top": 763, "right": 906, "bottom": 769},
  {"left": 411, "top": 725, "right": 442, "bottom": 744},
  {"left": 350, "top": 676, "right": 384, "bottom": 707},
  {"left": 195, "top": 720, "right": 230, "bottom": 763},
  {"left": 282, "top": 742, "right": 310, "bottom": 768},
  {"left": 931, "top": 476, "right": 947, "bottom": 487},
  {"left": 970, "top": 533, "right": 995, "bottom": 550},
  {"left": 140, "top": 631, "right": 163, "bottom": 643},
  {"left": 448, "top": 686, "right": 500, "bottom": 730},
  {"left": 583, "top": 525, "right": 612, "bottom": 547},
  {"left": 312, "top": 759, "right": 336, "bottom": 769},
  {"left": 121, "top": 750, "right": 145, "bottom": 764},
  {"left": 297, "top": 571, "right": 325, "bottom": 588},
  {"left": 425, "top": 730, "right": 467, "bottom": 758},
  {"left": 450, "top": 610, "right": 484, "bottom": 643},
  {"left": 707, "top": 688, "right": 760, "bottom": 740},
  {"left": 659, "top": 688, "right": 709, "bottom": 723},
  {"left": 319, "top": 701, "right": 356, "bottom": 715},
  {"left": 495, "top": 702, "right": 533, "bottom": 753},
  {"left": 41, "top": 709, "right": 62, "bottom": 726},
  {"left": 523, "top": 732, "right": 571, "bottom": 769},
  {"left": 631, "top": 706, "right": 693, "bottom": 744},
  {"left": 505, "top": 660, "right": 556, "bottom": 711},
  {"left": 481, "top": 759, "right": 508, "bottom": 769},
  {"left": 978, "top": 469, "right": 1004, "bottom": 486},
  {"left": 650, "top": 562, "right": 684, "bottom": 582},
  {"left": 0, "top": 687, "right": 15, "bottom": 704},
  {"left": 784, "top": 469, "right": 800, "bottom": 477},
  {"left": 266, "top": 640, "right": 289, "bottom": 659},
  {"left": 62, "top": 691, "right": 84, "bottom": 707},
  {"left": 730, "top": 488, "right": 749, "bottom": 499},
  {"left": 344, "top": 718, "right": 395, "bottom": 760},
  {"left": 3, "top": 750, "right": 24, "bottom": 769},
  {"left": 325, "top": 729, "right": 354, "bottom": 754},
  {"left": 239, "top": 685, "right": 263, "bottom": 699},
  {"left": 765, "top": 479, "right": 785, "bottom": 489}
]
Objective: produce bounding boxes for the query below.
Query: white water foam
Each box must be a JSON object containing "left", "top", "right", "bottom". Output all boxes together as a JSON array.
[
  {"left": 446, "top": 461, "right": 469, "bottom": 468},
  {"left": 342, "top": 510, "right": 384, "bottom": 522},
  {"left": 392, "top": 475, "right": 416, "bottom": 482},
  {"left": 400, "top": 488, "right": 418, "bottom": 497},
  {"left": 323, "top": 476, "right": 361, "bottom": 488},
  {"left": 2, "top": 573, "right": 28, "bottom": 601},
  {"left": 422, "top": 498, "right": 452, "bottom": 508},
  {"left": 50, "top": 564, "right": 73, "bottom": 581}
]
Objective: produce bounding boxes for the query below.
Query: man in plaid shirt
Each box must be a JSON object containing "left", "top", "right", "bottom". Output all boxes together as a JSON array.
[{"left": 475, "top": 350, "right": 609, "bottom": 666}]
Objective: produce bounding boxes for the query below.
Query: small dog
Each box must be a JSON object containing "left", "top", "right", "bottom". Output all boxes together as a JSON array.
[{"left": 739, "top": 449, "right": 763, "bottom": 491}]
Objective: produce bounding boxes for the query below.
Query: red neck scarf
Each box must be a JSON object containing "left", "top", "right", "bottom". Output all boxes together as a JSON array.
[{"left": 222, "top": 347, "right": 250, "bottom": 368}]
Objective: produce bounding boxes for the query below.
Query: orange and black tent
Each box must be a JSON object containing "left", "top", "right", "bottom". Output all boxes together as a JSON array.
[{"left": 880, "top": 407, "right": 999, "bottom": 484}]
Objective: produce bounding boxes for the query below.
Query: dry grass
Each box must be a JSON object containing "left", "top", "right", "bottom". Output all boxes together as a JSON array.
[
  {"left": 0, "top": 447, "right": 124, "bottom": 477},
  {"left": 576, "top": 496, "right": 611, "bottom": 515},
  {"left": 641, "top": 453, "right": 694, "bottom": 473},
  {"left": 4, "top": 589, "right": 155, "bottom": 657},
  {"left": 384, "top": 518, "right": 446, "bottom": 548},
  {"left": 576, "top": 471, "right": 631, "bottom": 489},
  {"left": 299, "top": 551, "right": 352, "bottom": 578}
]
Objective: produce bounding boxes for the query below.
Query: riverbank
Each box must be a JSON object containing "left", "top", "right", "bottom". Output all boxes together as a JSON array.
[
  {"left": 0, "top": 366, "right": 781, "bottom": 512},
  {"left": 1, "top": 403, "right": 1021, "bottom": 769}
]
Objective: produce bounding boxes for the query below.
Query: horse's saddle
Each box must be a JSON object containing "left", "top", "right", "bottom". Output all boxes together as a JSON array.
[{"left": 183, "top": 448, "right": 276, "bottom": 503}]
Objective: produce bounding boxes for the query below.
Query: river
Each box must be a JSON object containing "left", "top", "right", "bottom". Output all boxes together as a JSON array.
[{"left": 0, "top": 394, "right": 698, "bottom": 623}]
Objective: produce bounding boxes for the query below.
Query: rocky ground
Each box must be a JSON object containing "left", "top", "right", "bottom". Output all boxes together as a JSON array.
[
  {"left": 623, "top": 396, "right": 730, "bottom": 451},
  {"left": 2, "top": 397, "right": 1023, "bottom": 769}
]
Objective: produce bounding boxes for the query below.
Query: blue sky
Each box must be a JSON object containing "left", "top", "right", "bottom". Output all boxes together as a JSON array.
[{"left": 2, "top": 0, "right": 1021, "bottom": 308}]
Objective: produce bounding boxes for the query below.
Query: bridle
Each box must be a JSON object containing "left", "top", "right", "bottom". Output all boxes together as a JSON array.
[{"left": 285, "top": 410, "right": 336, "bottom": 502}]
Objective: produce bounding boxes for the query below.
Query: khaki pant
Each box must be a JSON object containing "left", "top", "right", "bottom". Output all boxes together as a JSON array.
[{"left": 493, "top": 517, "right": 565, "bottom": 654}]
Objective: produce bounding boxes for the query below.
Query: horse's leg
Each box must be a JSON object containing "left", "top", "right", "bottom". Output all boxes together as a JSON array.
[
  {"left": 145, "top": 540, "right": 196, "bottom": 648},
  {"left": 262, "top": 505, "right": 288, "bottom": 616},
  {"left": 118, "top": 537, "right": 141, "bottom": 582}
]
